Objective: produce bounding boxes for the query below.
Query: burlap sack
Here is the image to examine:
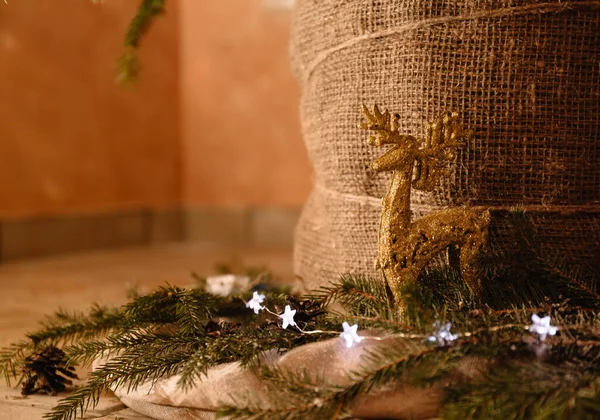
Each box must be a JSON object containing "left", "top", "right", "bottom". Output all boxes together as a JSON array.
[{"left": 291, "top": 0, "right": 600, "bottom": 292}]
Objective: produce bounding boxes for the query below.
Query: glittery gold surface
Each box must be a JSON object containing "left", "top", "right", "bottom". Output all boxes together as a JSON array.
[{"left": 360, "top": 105, "right": 490, "bottom": 310}]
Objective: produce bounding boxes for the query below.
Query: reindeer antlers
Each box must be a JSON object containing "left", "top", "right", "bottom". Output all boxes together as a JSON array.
[
  {"left": 359, "top": 105, "right": 403, "bottom": 146},
  {"left": 415, "top": 112, "right": 471, "bottom": 191},
  {"left": 359, "top": 104, "right": 394, "bottom": 131},
  {"left": 361, "top": 105, "right": 471, "bottom": 192},
  {"left": 424, "top": 112, "right": 468, "bottom": 157}
]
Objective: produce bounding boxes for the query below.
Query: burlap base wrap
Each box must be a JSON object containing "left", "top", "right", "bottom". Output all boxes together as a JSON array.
[
  {"left": 103, "top": 334, "right": 485, "bottom": 420},
  {"left": 291, "top": 0, "right": 600, "bottom": 292}
]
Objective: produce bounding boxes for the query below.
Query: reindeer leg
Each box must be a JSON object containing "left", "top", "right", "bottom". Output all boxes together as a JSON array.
[
  {"left": 460, "top": 210, "right": 491, "bottom": 299},
  {"left": 459, "top": 239, "right": 484, "bottom": 299},
  {"left": 379, "top": 268, "right": 397, "bottom": 307}
]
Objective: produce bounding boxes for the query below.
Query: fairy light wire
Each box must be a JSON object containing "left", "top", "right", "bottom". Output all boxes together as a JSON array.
[{"left": 246, "top": 293, "right": 559, "bottom": 348}]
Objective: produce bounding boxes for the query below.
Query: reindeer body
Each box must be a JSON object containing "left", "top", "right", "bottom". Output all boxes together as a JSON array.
[{"left": 361, "top": 105, "right": 490, "bottom": 307}]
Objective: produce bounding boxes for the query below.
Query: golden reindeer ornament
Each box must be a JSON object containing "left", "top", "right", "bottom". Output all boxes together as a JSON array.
[{"left": 360, "top": 105, "right": 490, "bottom": 310}]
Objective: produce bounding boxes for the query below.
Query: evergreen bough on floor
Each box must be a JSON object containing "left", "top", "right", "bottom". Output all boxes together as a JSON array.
[{"left": 1, "top": 209, "right": 600, "bottom": 420}]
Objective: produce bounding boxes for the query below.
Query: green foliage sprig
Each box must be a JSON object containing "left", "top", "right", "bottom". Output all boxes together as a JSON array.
[{"left": 115, "top": 0, "right": 167, "bottom": 83}]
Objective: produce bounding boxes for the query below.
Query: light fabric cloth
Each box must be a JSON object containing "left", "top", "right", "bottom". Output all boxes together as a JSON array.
[{"left": 102, "top": 335, "right": 454, "bottom": 419}]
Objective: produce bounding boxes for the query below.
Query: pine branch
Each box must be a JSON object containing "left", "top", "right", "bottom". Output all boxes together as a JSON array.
[
  {"left": 62, "top": 340, "right": 111, "bottom": 367},
  {"left": 175, "top": 345, "right": 213, "bottom": 391},
  {"left": 415, "top": 263, "right": 476, "bottom": 312},
  {"left": 64, "top": 329, "right": 180, "bottom": 367},
  {"left": 172, "top": 316, "right": 332, "bottom": 392},
  {"left": 173, "top": 288, "right": 215, "bottom": 336},
  {"left": 51, "top": 316, "right": 332, "bottom": 419},
  {"left": 27, "top": 305, "right": 122, "bottom": 347},
  {"left": 45, "top": 337, "right": 194, "bottom": 420},
  {"left": 443, "top": 355, "right": 600, "bottom": 420},
  {"left": 1, "top": 306, "right": 121, "bottom": 384},
  {"left": 0, "top": 341, "right": 31, "bottom": 385},
  {"left": 120, "top": 285, "right": 216, "bottom": 330},
  {"left": 309, "top": 274, "right": 393, "bottom": 319},
  {"left": 537, "top": 252, "right": 600, "bottom": 305},
  {"left": 501, "top": 209, "right": 600, "bottom": 307},
  {"left": 117, "top": 0, "right": 167, "bottom": 83},
  {"left": 341, "top": 339, "right": 446, "bottom": 398},
  {"left": 570, "top": 381, "right": 600, "bottom": 420}
]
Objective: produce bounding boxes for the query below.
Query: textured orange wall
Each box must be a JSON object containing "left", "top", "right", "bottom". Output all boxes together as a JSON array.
[
  {"left": 180, "top": 0, "right": 311, "bottom": 208},
  {"left": 0, "top": 0, "right": 310, "bottom": 219},
  {"left": 0, "top": 0, "right": 180, "bottom": 218}
]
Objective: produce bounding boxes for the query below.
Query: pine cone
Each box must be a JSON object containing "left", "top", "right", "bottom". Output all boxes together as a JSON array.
[{"left": 21, "top": 345, "right": 78, "bottom": 396}]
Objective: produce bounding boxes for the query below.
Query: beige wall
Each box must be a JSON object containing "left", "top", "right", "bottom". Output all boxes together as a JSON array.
[
  {"left": 0, "top": 0, "right": 180, "bottom": 218},
  {"left": 0, "top": 0, "right": 310, "bottom": 220},
  {"left": 180, "top": 0, "right": 311, "bottom": 208}
]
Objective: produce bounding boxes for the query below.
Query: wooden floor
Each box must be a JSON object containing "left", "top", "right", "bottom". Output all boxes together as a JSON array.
[{"left": 0, "top": 243, "right": 295, "bottom": 419}]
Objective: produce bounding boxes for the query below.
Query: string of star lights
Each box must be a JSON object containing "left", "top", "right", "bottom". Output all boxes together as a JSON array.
[
  {"left": 246, "top": 291, "right": 370, "bottom": 346},
  {"left": 245, "top": 292, "right": 559, "bottom": 348}
]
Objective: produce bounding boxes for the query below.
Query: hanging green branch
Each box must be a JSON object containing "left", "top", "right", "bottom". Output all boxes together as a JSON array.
[{"left": 116, "top": 0, "right": 167, "bottom": 84}]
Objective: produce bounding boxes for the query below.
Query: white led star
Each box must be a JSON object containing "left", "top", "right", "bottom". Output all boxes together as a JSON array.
[
  {"left": 428, "top": 322, "right": 458, "bottom": 345},
  {"left": 529, "top": 314, "right": 558, "bottom": 341},
  {"left": 245, "top": 291, "right": 265, "bottom": 314},
  {"left": 340, "top": 322, "right": 364, "bottom": 348},
  {"left": 279, "top": 305, "right": 297, "bottom": 329}
]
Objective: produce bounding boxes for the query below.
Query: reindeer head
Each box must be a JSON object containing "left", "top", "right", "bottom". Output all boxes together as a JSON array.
[
  {"left": 359, "top": 105, "right": 420, "bottom": 173},
  {"left": 361, "top": 105, "right": 470, "bottom": 192}
]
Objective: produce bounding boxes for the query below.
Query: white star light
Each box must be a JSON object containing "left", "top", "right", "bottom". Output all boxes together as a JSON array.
[
  {"left": 428, "top": 322, "right": 458, "bottom": 345},
  {"left": 279, "top": 305, "right": 297, "bottom": 329},
  {"left": 529, "top": 314, "right": 558, "bottom": 341},
  {"left": 340, "top": 322, "right": 364, "bottom": 348},
  {"left": 245, "top": 291, "right": 265, "bottom": 314}
]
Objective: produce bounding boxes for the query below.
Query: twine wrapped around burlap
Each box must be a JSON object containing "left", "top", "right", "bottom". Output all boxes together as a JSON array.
[{"left": 291, "top": 0, "right": 600, "bottom": 292}]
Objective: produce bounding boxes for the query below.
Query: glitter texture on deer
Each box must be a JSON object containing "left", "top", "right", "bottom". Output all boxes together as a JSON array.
[{"left": 361, "top": 105, "right": 490, "bottom": 312}]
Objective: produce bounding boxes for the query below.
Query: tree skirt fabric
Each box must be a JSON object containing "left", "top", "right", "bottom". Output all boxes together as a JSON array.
[{"left": 102, "top": 335, "right": 454, "bottom": 420}]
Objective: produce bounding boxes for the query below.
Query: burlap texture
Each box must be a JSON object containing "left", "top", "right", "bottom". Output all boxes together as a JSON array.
[
  {"left": 106, "top": 335, "right": 461, "bottom": 420},
  {"left": 291, "top": 0, "right": 600, "bottom": 292}
]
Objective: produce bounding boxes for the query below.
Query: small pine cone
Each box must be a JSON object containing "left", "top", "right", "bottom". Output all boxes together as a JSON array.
[{"left": 21, "top": 345, "right": 78, "bottom": 396}]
